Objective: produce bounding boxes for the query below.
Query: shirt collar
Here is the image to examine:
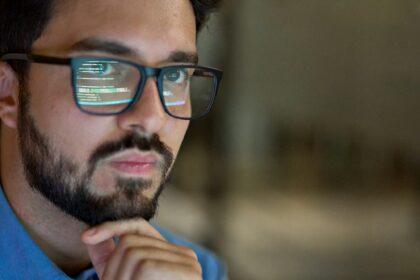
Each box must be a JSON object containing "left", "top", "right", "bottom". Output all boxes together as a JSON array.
[{"left": 0, "top": 185, "right": 97, "bottom": 280}]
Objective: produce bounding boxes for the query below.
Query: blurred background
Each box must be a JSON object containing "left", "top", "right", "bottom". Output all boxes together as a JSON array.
[{"left": 155, "top": 1, "right": 420, "bottom": 279}]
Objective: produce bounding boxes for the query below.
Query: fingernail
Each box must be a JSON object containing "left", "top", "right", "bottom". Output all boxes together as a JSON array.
[{"left": 85, "top": 228, "right": 97, "bottom": 237}]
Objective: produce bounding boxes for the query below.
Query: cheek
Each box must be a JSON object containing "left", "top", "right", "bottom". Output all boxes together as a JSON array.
[
  {"left": 162, "top": 119, "right": 189, "bottom": 157},
  {"left": 25, "top": 66, "right": 114, "bottom": 163},
  {"left": 27, "top": 64, "right": 74, "bottom": 122}
]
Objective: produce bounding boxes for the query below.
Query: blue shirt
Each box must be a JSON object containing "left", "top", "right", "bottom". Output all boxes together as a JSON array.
[{"left": 0, "top": 186, "right": 227, "bottom": 280}]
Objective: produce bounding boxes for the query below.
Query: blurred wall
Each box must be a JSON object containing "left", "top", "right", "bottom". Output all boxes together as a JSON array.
[
  {"left": 226, "top": 0, "right": 420, "bottom": 166},
  {"left": 156, "top": 1, "right": 420, "bottom": 280}
]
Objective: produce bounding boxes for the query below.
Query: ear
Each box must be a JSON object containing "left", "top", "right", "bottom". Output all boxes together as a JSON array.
[{"left": 0, "top": 61, "right": 19, "bottom": 129}]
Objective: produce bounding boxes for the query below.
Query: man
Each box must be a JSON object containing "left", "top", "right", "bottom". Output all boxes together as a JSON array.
[{"left": 0, "top": 0, "right": 226, "bottom": 279}]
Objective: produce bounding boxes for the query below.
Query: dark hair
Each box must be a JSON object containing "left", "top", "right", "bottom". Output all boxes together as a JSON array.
[
  {"left": 0, "top": 0, "right": 222, "bottom": 80},
  {"left": 191, "top": 0, "right": 223, "bottom": 31}
]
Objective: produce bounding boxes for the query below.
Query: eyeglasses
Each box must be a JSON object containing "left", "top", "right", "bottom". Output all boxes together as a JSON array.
[{"left": 1, "top": 53, "right": 223, "bottom": 120}]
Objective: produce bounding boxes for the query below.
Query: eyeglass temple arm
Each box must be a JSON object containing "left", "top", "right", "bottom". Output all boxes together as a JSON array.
[{"left": 1, "top": 53, "right": 71, "bottom": 65}]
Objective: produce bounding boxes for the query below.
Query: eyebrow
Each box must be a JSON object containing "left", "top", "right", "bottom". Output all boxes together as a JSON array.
[{"left": 70, "top": 37, "right": 199, "bottom": 64}]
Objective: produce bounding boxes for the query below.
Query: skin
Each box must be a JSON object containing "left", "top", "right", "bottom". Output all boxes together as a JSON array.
[{"left": 0, "top": 0, "right": 201, "bottom": 279}]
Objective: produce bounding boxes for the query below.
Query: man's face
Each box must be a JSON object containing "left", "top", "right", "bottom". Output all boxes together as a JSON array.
[{"left": 17, "top": 0, "right": 196, "bottom": 225}]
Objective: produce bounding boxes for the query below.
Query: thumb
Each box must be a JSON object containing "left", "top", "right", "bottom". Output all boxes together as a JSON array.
[{"left": 82, "top": 231, "right": 116, "bottom": 278}]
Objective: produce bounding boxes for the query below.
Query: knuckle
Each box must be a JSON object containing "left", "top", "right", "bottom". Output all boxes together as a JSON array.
[
  {"left": 115, "top": 235, "right": 135, "bottom": 254},
  {"left": 180, "top": 247, "right": 198, "bottom": 259},
  {"left": 119, "top": 234, "right": 135, "bottom": 247},
  {"left": 136, "top": 258, "right": 157, "bottom": 272},
  {"left": 124, "top": 246, "right": 143, "bottom": 259},
  {"left": 122, "top": 220, "right": 135, "bottom": 231},
  {"left": 187, "top": 259, "right": 202, "bottom": 275},
  {"left": 194, "top": 262, "right": 203, "bottom": 274},
  {"left": 182, "top": 264, "right": 202, "bottom": 280}
]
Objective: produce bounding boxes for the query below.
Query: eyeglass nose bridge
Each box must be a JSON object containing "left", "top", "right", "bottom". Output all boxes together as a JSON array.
[
  {"left": 128, "top": 66, "right": 165, "bottom": 113},
  {"left": 143, "top": 66, "right": 161, "bottom": 78}
]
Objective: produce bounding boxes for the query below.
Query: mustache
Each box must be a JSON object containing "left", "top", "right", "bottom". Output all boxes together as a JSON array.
[{"left": 88, "top": 133, "right": 174, "bottom": 172}]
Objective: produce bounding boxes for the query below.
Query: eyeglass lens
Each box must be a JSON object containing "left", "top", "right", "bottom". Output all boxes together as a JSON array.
[
  {"left": 75, "top": 59, "right": 140, "bottom": 114},
  {"left": 74, "top": 59, "right": 217, "bottom": 119}
]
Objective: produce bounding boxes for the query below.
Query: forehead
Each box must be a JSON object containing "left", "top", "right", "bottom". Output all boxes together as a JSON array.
[{"left": 32, "top": 0, "right": 197, "bottom": 64}]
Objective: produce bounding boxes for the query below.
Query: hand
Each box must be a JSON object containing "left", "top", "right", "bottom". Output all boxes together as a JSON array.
[{"left": 81, "top": 219, "right": 202, "bottom": 280}]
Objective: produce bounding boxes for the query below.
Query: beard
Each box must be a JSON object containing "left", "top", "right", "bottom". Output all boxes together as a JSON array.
[{"left": 17, "top": 87, "right": 174, "bottom": 226}]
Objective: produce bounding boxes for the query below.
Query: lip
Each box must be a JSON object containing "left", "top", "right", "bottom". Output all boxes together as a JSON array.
[{"left": 109, "top": 153, "right": 158, "bottom": 175}]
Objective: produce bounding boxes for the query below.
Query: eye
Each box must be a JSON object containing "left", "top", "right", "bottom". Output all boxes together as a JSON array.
[
  {"left": 164, "top": 68, "right": 188, "bottom": 84},
  {"left": 97, "top": 62, "right": 118, "bottom": 76}
]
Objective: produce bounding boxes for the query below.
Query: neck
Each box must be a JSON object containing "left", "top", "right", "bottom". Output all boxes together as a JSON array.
[{"left": 1, "top": 129, "right": 92, "bottom": 277}]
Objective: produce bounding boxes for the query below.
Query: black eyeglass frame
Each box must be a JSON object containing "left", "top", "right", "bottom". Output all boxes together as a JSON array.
[{"left": 1, "top": 53, "right": 223, "bottom": 120}]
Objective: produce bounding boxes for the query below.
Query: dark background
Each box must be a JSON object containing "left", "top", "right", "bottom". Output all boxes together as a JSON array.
[{"left": 155, "top": 1, "right": 420, "bottom": 279}]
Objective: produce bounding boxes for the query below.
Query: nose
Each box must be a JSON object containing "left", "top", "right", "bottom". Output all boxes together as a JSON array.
[{"left": 116, "top": 78, "right": 167, "bottom": 136}]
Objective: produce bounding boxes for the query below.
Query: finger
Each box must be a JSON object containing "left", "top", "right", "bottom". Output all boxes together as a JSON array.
[
  {"left": 102, "top": 235, "right": 199, "bottom": 280},
  {"left": 115, "top": 247, "right": 201, "bottom": 280},
  {"left": 133, "top": 259, "right": 202, "bottom": 280},
  {"left": 118, "top": 235, "right": 199, "bottom": 259},
  {"left": 82, "top": 218, "right": 165, "bottom": 245},
  {"left": 84, "top": 238, "right": 116, "bottom": 279},
  {"left": 81, "top": 219, "right": 165, "bottom": 279}
]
